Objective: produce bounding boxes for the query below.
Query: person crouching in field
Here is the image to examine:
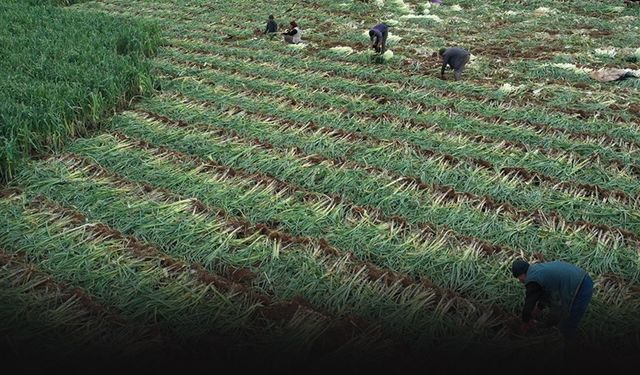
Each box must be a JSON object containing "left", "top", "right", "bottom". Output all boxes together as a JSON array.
[
  {"left": 282, "top": 21, "right": 302, "bottom": 44},
  {"left": 369, "top": 23, "right": 389, "bottom": 53},
  {"left": 511, "top": 259, "right": 593, "bottom": 362},
  {"left": 264, "top": 15, "right": 278, "bottom": 38},
  {"left": 439, "top": 46, "right": 470, "bottom": 81}
]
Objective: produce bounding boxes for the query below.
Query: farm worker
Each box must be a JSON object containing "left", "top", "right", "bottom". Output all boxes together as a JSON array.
[
  {"left": 369, "top": 23, "right": 389, "bottom": 53},
  {"left": 439, "top": 47, "right": 470, "bottom": 81},
  {"left": 264, "top": 15, "right": 278, "bottom": 35},
  {"left": 511, "top": 259, "right": 593, "bottom": 360},
  {"left": 282, "top": 21, "right": 302, "bottom": 44}
]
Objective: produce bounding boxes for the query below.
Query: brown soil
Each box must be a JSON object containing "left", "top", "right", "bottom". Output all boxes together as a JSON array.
[
  {"left": 0, "top": 187, "right": 22, "bottom": 198},
  {"left": 227, "top": 265, "right": 257, "bottom": 284}
]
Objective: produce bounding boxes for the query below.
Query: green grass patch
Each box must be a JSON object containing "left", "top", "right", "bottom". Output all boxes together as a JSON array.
[{"left": 0, "top": 0, "right": 160, "bottom": 182}]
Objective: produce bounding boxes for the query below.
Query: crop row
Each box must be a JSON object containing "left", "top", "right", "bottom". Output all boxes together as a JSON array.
[
  {"left": 138, "top": 91, "right": 640, "bottom": 255},
  {"left": 153, "top": 55, "right": 640, "bottom": 199},
  {"left": 0, "top": 191, "right": 363, "bottom": 359},
  {"left": 171, "top": 39, "right": 640, "bottom": 152},
  {"left": 93, "top": 110, "right": 640, "bottom": 288},
  {"left": 150, "top": 66, "right": 640, "bottom": 238},
  {"left": 12, "top": 155, "right": 525, "bottom": 355},
  {"left": 92, "top": 0, "right": 640, "bottom": 111},
  {"left": 0, "top": 244, "right": 158, "bottom": 357},
  {"left": 158, "top": 45, "right": 640, "bottom": 189},
  {"left": 14, "top": 132, "right": 640, "bottom": 344}
]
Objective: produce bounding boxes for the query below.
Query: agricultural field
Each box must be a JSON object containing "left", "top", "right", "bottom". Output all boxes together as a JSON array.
[
  {"left": 2, "top": 0, "right": 639, "bottom": 372},
  {"left": 0, "top": 0, "right": 160, "bottom": 182}
]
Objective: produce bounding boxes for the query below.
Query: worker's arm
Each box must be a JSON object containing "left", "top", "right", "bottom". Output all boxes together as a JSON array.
[
  {"left": 522, "top": 282, "right": 543, "bottom": 323},
  {"left": 283, "top": 28, "right": 298, "bottom": 36}
]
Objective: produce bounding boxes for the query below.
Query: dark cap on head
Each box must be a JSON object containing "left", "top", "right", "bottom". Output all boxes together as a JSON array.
[
  {"left": 269, "top": 15, "right": 274, "bottom": 19},
  {"left": 511, "top": 259, "right": 529, "bottom": 277},
  {"left": 438, "top": 47, "right": 447, "bottom": 56}
]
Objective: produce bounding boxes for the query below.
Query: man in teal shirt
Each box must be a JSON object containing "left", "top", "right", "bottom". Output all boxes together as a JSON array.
[{"left": 511, "top": 259, "right": 593, "bottom": 360}]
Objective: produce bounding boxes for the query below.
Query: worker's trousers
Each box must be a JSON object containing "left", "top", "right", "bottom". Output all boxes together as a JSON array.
[{"left": 560, "top": 274, "right": 593, "bottom": 341}]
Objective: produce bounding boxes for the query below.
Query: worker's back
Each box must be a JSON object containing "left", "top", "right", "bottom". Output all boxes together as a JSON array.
[
  {"left": 371, "top": 23, "right": 388, "bottom": 34},
  {"left": 525, "top": 261, "right": 587, "bottom": 312},
  {"left": 266, "top": 19, "right": 277, "bottom": 33},
  {"left": 442, "top": 47, "right": 469, "bottom": 70}
]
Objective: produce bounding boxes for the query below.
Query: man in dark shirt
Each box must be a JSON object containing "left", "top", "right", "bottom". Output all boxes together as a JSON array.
[
  {"left": 264, "top": 15, "right": 278, "bottom": 35},
  {"left": 369, "top": 23, "right": 389, "bottom": 53},
  {"left": 439, "top": 47, "right": 470, "bottom": 81},
  {"left": 512, "top": 259, "right": 593, "bottom": 360}
]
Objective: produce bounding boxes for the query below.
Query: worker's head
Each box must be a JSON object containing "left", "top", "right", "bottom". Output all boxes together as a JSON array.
[
  {"left": 511, "top": 259, "right": 529, "bottom": 283},
  {"left": 290, "top": 21, "right": 298, "bottom": 28},
  {"left": 438, "top": 47, "right": 447, "bottom": 56},
  {"left": 269, "top": 15, "right": 274, "bottom": 20}
]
